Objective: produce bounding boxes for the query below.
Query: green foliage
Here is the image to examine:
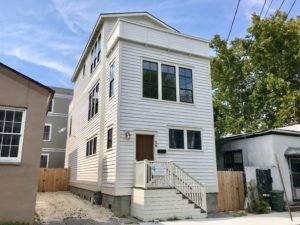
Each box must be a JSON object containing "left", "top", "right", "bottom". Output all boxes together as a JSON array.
[
  {"left": 211, "top": 11, "right": 300, "bottom": 135},
  {"left": 246, "top": 181, "right": 270, "bottom": 214}
]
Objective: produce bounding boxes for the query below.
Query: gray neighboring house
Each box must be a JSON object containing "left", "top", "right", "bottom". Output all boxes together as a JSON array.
[
  {"left": 218, "top": 124, "right": 300, "bottom": 203},
  {"left": 40, "top": 87, "right": 73, "bottom": 168}
]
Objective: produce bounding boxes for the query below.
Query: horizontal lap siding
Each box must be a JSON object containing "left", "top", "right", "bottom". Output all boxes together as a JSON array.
[{"left": 118, "top": 41, "right": 217, "bottom": 193}]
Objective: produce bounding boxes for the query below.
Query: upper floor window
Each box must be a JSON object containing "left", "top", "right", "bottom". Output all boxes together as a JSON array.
[
  {"left": 88, "top": 84, "right": 99, "bottom": 120},
  {"left": 179, "top": 68, "right": 193, "bottom": 103},
  {"left": 90, "top": 35, "right": 101, "bottom": 73},
  {"left": 162, "top": 64, "right": 176, "bottom": 101},
  {"left": 143, "top": 61, "right": 158, "bottom": 99},
  {"left": 48, "top": 99, "right": 54, "bottom": 113},
  {"left": 109, "top": 62, "right": 115, "bottom": 98},
  {"left": 43, "top": 124, "right": 52, "bottom": 141},
  {"left": 82, "top": 64, "right": 86, "bottom": 77},
  {"left": 0, "top": 107, "right": 26, "bottom": 162},
  {"left": 86, "top": 136, "right": 97, "bottom": 156},
  {"left": 107, "top": 128, "right": 113, "bottom": 149}
]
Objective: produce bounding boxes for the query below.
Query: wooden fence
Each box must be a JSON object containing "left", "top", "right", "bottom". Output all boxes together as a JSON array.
[
  {"left": 38, "top": 168, "right": 69, "bottom": 192},
  {"left": 217, "top": 171, "right": 245, "bottom": 212}
]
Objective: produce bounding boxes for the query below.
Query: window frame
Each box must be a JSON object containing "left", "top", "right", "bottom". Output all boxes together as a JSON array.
[
  {"left": 187, "top": 130, "right": 202, "bottom": 150},
  {"left": 179, "top": 67, "right": 194, "bottom": 103},
  {"left": 88, "top": 83, "right": 99, "bottom": 121},
  {"left": 40, "top": 153, "right": 49, "bottom": 168},
  {"left": 161, "top": 64, "right": 177, "bottom": 101},
  {"left": 43, "top": 124, "right": 52, "bottom": 141},
  {"left": 0, "top": 106, "right": 27, "bottom": 164},
  {"left": 107, "top": 128, "right": 113, "bottom": 150},
  {"left": 90, "top": 34, "right": 102, "bottom": 74},
  {"left": 86, "top": 136, "right": 97, "bottom": 157},
  {"left": 142, "top": 60, "right": 159, "bottom": 99},
  {"left": 168, "top": 128, "right": 202, "bottom": 151},
  {"left": 48, "top": 99, "right": 54, "bottom": 113},
  {"left": 109, "top": 62, "right": 115, "bottom": 98},
  {"left": 169, "top": 129, "right": 185, "bottom": 149}
]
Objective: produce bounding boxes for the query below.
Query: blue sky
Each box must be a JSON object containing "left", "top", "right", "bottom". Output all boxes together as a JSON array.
[{"left": 0, "top": 0, "right": 299, "bottom": 88}]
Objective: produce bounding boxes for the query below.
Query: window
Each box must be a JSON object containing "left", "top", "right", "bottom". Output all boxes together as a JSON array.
[
  {"left": 187, "top": 130, "right": 201, "bottom": 150},
  {"left": 179, "top": 68, "right": 193, "bottom": 103},
  {"left": 169, "top": 129, "right": 184, "bottom": 149},
  {"left": 107, "top": 128, "right": 113, "bottom": 149},
  {"left": 90, "top": 35, "right": 101, "bottom": 73},
  {"left": 86, "top": 137, "right": 97, "bottom": 156},
  {"left": 69, "top": 118, "right": 72, "bottom": 137},
  {"left": 40, "top": 154, "right": 49, "bottom": 168},
  {"left": 162, "top": 64, "right": 176, "bottom": 101},
  {"left": 143, "top": 61, "right": 158, "bottom": 99},
  {"left": 83, "top": 64, "right": 86, "bottom": 77},
  {"left": 43, "top": 124, "right": 51, "bottom": 141},
  {"left": 88, "top": 84, "right": 99, "bottom": 120},
  {"left": 224, "top": 150, "right": 244, "bottom": 171},
  {"left": 48, "top": 99, "right": 54, "bottom": 112},
  {"left": 0, "top": 107, "right": 25, "bottom": 162},
  {"left": 109, "top": 62, "right": 115, "bottom": 98}
]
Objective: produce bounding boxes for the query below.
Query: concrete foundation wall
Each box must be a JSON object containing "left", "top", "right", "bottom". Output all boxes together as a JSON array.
[
  {"left": 102, "top": 194, "right": 131, "bottom": 217},
  {"left": 70, "top": 186, "right": 101, "bottom": 204},
  {"left": 207, "top": 193, "right": 218, "bottom": 213}
]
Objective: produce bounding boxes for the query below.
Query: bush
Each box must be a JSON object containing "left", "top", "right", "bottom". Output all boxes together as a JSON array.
[{"left": 246, "top": 180, "right": 270, "bottom": 214}]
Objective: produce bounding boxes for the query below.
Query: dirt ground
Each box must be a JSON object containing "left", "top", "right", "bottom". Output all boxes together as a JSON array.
[{"left": 35, "top": 192, "right": 119, "bottom": 224}]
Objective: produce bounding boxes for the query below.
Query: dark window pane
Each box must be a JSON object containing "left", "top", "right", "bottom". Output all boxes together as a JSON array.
[
  {"left": 1, "top": 146, "right": 9, "bottom": 157},
  {"left": 179, "top": 68, "right": 193, "bottom": 103},
  {"left": 169, "top": 129, "right": 184, "bottom": 149},
  {"left": 40, "top": 155, "right": 48, "bottom": 168},
  {"left": 10, "top": 146, "right": 18, "bottom": 157},
  {"left": 107, "top": 128, "right": 113, "bottom": 149},
  {"left": 6, "top": 111, "right": 14, "bottom": 121},
  {"left": 11, "top": 135, "right": 20, "bottom": 146},
  {"left": 143, "top": 61, "right": 158, "bottom": 99},
  {"left": 13, "top": 122, "right": 21, "bottom": 133},
  {"left": 86, "top": 142, "right": 89, "bottom": 156},
  {"left": 89, "top": 140, "right": 93, "bottom": 156},
  {"left": 93, "top": 137, "right": 97, "bottom": 154},
  {"left": 291, "top": 159, "right": 300, "bottom": 173},
  {"left": 3, "top": 135, "right": 12, "bottom": 145},
  {"left": 4, "top": 122, "right": 13, "bottom": 133},
  {"left": 14, "top": 112, "right": 23, "bottom": 122},
  {"left": 292, "top": 174, "right": 300, "bottom": 187},
  {"left": 187, "top": 130, "right": 201, "bottom": 150},
  {"left": 162, "top": 64, "right": 176, "bottom": 101},
  {"left": 0, "top": 110, "right": 5, "bottom": 120},
  {"left": 0, "top": 121, "right": 4, "bottom": 132},
  {"left": 43, "top": 126, "right": 50, "bottom": 140}
]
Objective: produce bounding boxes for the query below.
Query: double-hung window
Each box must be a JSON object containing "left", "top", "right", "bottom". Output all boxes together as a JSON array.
[
  {"left": 162, "top": 64, "right": 176, "bottom": 101},
  {"left": 86, "top": 136, "right": 97, "bottom": 156},
  {"left": 169, "top": 129, "right": 202, "bottom": 150},
  {"left": 143, "top": 61, "right": 158, "bottom": 99},
  {"left": 109, "top": 62, "right": 115, "bottom": 98},
  {"left": 107, "top": 128, "right": 113, "bottom": 149},
  {"left": 43, "top": 124, "right": 51, "bottom": 141},
  {"left": 88, "top": 84, "right": 99, "bottom": 120},
  {"left": 0, "top": 107, "right": 26, "bottom": 162},
  {"left": 48, "top": 99, "right": 54, "bottom": 112},
  {"left": 90, "top": 35, "right": 101, "bottom": 73},
  {"left": 179, "top": 68, "right": 193, "bottom": 103}
]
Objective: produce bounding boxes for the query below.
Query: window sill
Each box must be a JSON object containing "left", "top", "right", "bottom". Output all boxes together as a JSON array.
[
  {"left": 88, "top": 112, "right": 99, "bottom": 123},
  {"left": 86, "top": 154, "right": 97, "bottom": 159},
  {"left": 0, "top": 159, "right": 22, "bottom": 165},
  {"left": 141, "top": 97, "right": 195, "bottom": 106},
  {"left": 90, "top": 59, "right": 102, "bottom": 75},
  {"left": 168, "top": 148, "right": 203, "bottom": 152},
  {"left": 108, "top": 94, "right": 115, "bottom": 102}
]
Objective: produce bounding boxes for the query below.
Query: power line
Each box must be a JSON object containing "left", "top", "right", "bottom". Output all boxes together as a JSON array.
[
  {"left": 259, "top": 0, "right": 268, "bottom": 17},
  {"left": 278, "top": 0, "right": 286, "bottom": 11},
  {"left": 287, "top": 0, "right": 297, "bottom": 17},
  {"left": 227, "top": 0, "right": 241, "bottom": 42},
  {"left": 264, "top": 0, "right": 274, "bottom": 18}
]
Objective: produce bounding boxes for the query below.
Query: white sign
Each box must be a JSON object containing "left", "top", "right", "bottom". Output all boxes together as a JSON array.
[{"left": 151, "top": 163, "right": 167, "bottom": 176}]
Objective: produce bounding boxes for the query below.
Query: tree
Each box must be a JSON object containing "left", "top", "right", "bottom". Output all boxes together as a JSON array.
[{"left": 211, "top": 11, "right": 300, "bottom": 136}]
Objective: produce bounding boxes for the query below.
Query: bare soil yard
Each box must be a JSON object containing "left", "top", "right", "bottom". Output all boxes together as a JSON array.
[{"left": 35, "top": 192, "right": 117, "bottom": 224}]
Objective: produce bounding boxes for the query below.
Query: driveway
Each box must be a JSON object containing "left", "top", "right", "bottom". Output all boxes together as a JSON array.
[{"left": 141, "top": 212, "right": 300, "bottom": 225}]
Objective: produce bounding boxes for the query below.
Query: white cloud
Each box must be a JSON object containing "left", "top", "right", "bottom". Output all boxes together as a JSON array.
[{"left": 4, "top": 47, "right": 73, "bottom": 76}]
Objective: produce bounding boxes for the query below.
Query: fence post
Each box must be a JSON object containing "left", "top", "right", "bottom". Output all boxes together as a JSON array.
[{"left": 144, "top": 159, "right": 148, "bottom": 189}]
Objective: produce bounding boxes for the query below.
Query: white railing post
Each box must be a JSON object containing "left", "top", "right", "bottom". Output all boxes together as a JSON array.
[{"left": 144, "top": 159, "right": 148, "bottom": 189}]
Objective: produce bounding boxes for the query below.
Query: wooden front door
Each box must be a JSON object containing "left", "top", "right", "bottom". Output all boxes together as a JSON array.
[{"left": 136, "top": 134, "right": 154, "bottom": 161}]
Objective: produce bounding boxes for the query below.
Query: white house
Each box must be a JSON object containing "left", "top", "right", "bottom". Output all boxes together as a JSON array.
[
  {"left": 65, "top": 12, "right": 218, "bottom": 221},
  {"left": 218, "top": 124, "right": 300, "bottom": 204}
]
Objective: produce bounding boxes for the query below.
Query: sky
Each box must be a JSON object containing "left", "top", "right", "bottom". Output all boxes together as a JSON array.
[{"left": 0, "top": 0, "right": 299, "bottom": 88}]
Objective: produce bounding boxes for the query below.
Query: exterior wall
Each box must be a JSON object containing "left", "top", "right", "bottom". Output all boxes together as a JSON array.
[
  {"left": 220, "top": 134, "right": 300, "bottom": 202},
  {"left": 117, "top": 40, "right": 217, "bottom": 195},
  {"left": 0, "top": 66, "right": 50, "bottom": 223},
  {"left": 42, "top": 87, "right": 72, "bottom": 168}
]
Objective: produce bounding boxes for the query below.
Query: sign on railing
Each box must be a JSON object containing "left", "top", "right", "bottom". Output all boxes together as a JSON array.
[{"left": 151, "top": 163, "right": 168, "bottom": 176}]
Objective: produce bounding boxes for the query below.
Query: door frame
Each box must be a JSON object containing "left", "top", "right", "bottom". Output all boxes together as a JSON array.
[
  {"left": 134, "top": 130, "right": 157, "bottom": 162},
  {"left": 288, "top": 157, "right": 300, "bottom": 201},
  {"left": 41, "top": 153, "right": 49, "bottom": 168}
]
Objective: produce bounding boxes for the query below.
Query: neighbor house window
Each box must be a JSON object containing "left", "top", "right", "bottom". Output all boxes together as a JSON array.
[
  {"left": 109, "top": 62, "right": 115, "bottom": 98},
  {"left": 224, "top": 150, "right": 244, "bottom": 171},
  {"left": 107, "top": 128, "right": 113, "bottom": 149},
  {"left": 43, "top": 124, "right": 51, "bottom": 141},
  {"left": 69, "top": 118, "right": 72, "bottom": 137},
  {"left": 90, "top": 35, "right": 101, "bottom": 73},
  {"left": 48, "top": 99, "right": 54, "bottom": 112},
  {"left": 187, "top": 130, "right": 201, "bottom": 150},
  {"left": 40, "top": 154, "right": 49, "bottom": 168},
  {"left": 179, "top": 68, "right": 193, "bottom": 103},
  {"left": 169, "top": 129, "right": 184, "bottom": 149},
  {"left": 88, "top": 84, "right": 99, "bottom": 120},
  {"left": 86, "top": 136, "right": 97, "bottom": 156},
  {"left": 0, "top": 107, "right": 26, "bottom": 162},
  {"left": 143, "top": 61, "right": 158, "bottom": 99},
  {"left": 162, "top": 64, "right": 176, "bottom": 101}
]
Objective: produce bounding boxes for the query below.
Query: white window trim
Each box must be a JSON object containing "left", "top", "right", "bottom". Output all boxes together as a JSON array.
[
  {"left": 86, "top": 135, "right": 97, "bottom": 157},
  {"left": 168, "top": 127, "right": 203, "bottom": 151},
  {"left": 141, "top": 57, "right": 195, "bottom": 105},
  {"left": 41, "top": 153, "right": 49, "bottom": 168},
  {"left": 48, "top": 99, "right": 54, "bottom": 113},
  {"left": 109, "top": 60, "right": 116, "bottom": 98},
  {"left": 43, "top": 124, "right": 52, "bottom": 141},
  {"left": 0, "top": 106, "right": 27, "bottom": 164}
]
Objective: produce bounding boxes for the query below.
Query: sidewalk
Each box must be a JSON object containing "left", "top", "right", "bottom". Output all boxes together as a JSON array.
[{"left": 141, "top": 212, "right": 300, "bottom": 225}]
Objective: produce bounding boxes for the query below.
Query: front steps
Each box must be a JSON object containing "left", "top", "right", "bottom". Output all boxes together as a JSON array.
[{"left": 131, "top": 188, "right": 206, "bottom": 222}]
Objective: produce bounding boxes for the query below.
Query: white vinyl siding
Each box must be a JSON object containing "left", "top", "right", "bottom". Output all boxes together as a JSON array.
[{"left": 117, "top": 41, "right": 217, "bottom": 193}]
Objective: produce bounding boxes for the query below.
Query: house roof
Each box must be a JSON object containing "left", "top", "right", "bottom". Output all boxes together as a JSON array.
[
  {"left": 224, "top": 124, "right": 300, "bottom": 141},
  {"left": 71, "top": 12, "right": 179, "bottom": 82},
  {"left": 0, "top": 62, "right": 55, "bottom": 111}
]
